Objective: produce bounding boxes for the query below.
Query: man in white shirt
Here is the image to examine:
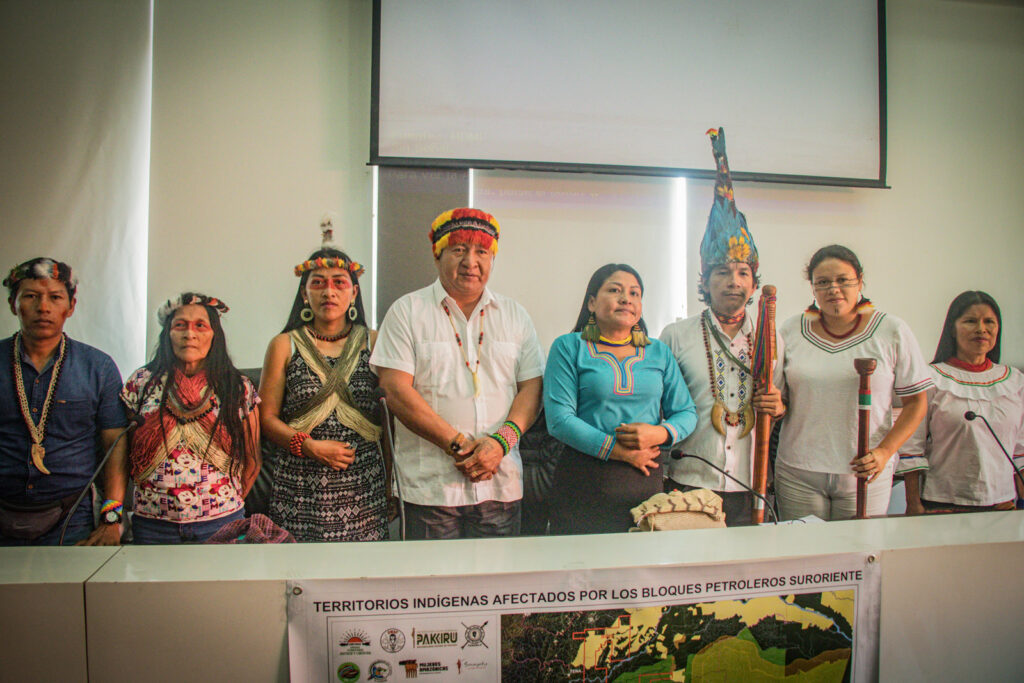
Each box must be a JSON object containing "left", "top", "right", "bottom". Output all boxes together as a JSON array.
[
  {"left": 659, "top": 128, "right": 784, "bottom": 526},
  {"left": 371, "top": 208, "right": 544, "bottom": 539}
]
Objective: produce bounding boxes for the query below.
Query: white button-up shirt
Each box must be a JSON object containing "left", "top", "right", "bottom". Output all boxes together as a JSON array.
[
  {"left": 659, "top": 310, "right": 784, "bottom": 491},
  {"left": 370, "top": 279, "right": 545, "bottom": 507}
]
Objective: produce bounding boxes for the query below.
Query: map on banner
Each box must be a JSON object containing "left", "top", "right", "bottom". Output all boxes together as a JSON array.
[
  {"left": 287, "top": 553, "right": 877, "bottom": 682},
  {"left": 502, "top": 591, "right": 854, "bottom": 681}
]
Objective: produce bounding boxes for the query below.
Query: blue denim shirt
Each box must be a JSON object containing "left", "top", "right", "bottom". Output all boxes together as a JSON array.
[{"left": 0, "top": 335, "right": 127, "bottom": 504}]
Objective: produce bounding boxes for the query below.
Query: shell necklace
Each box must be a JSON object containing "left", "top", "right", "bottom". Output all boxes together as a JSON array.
[{"left": 12, "top": 332, "right": 67, "bottom": 474}]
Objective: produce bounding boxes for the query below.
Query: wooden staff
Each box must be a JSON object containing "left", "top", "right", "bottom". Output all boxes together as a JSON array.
[
  {"left": 750, "top": 285, "right": 777, "bottom": 524},
  {"left": 853, "top": 358, "right": 877, "bottom": 519}
]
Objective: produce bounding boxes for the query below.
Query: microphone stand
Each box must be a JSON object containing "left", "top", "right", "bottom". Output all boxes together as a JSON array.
[
  {"left": 58, "top": 419, "right": 140, "bottom": 546},
  {"left": 671, "top": 452, "right": 778, "bottom": 524},
  {"left": 964, "top": 411, "right": 1024, "bottom": 497},
  {"left": 377, "top": 394, "right": 405, "bottom": 540}
]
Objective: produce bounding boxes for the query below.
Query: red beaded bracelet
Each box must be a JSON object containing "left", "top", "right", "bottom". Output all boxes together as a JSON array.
[{"left": 290, "top": 431, "right": 310, "bottom": 458}]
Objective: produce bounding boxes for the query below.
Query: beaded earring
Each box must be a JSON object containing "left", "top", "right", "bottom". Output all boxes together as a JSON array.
[
  {"left": 348, "top": 303, "right": 358, "bottom": 321},
  {"left": 630, "top": 323, "right": 651, "bottom": 347},
  {"left": 581, "top": 313, "right": 600, "bottom": 342}
]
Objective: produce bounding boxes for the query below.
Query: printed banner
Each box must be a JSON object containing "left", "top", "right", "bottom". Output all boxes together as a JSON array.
[{"left": 288, "top": 552, "right": 879, "bottom": 682}]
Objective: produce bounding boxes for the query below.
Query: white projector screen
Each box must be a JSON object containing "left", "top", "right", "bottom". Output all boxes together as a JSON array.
[{"left": 372, "top": 0, "right": 886, "bottom": 187}]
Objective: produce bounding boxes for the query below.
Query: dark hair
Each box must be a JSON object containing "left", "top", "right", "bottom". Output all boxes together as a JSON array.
[
  {"left": 139, "top": 293, "right": 251, "bottom": 479},
  {"left": 805, "top": 244, "right": 863, "bottom": 282},
  {"left": 571, "top": 263, "right": 649, "bottom": 335},
  {"left": 696, "top": 263, "right": 762, "bottom": 306},
  {"left": 933, "top": 290, "right": 1002, "bottom": 364},
  {"left": 282, "top": 248, "right": 367, "bottom": 333},
  {"left": 5, "top": 257, "right": 77, "bottom": 303}
]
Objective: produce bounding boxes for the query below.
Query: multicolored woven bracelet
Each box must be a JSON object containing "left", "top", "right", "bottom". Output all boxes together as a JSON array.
[
  {"left": 489, "top": 421, "right": 522, "bottom": 456},
  {"left": 290, "top": 431, "right": 310, "bottom": 458},
  {"left": 100, "top": 499, "right": 123, "bottom": 515}
]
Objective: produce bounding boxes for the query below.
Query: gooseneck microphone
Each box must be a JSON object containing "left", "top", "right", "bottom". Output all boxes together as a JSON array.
[
  {"left": 375, "top": 388, "right": 406, "bottom": 540},
  {"left": 670, "top": 452, "right": 778, "bottom": 524},
  {"left": 58, "top": 414, "right": 144, "bottom": 546},
  {"left": 964, "top": 411, "right": 1024, "bottom": 496}
]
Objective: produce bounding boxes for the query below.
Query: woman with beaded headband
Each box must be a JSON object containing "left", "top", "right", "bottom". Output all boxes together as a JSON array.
[
  {"left": 898, "top": 291, "right": 1024, "bottom": 514},
  {"left": 120, "top": 292, "right": 261, "bottom": 544},
  {"left": 259, "top": 224, "right": 387, "bottom": 542},
  {"left": 543, "top": 263, "right": 697, "bottom": 534},
  {"left": 776, "top": 245, "right": 932, "bottom": 520}
]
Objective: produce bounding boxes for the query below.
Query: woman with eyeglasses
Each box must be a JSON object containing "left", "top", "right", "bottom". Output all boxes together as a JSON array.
[{"left": 775, "top": 245, "right": 932, "bottom": 520}]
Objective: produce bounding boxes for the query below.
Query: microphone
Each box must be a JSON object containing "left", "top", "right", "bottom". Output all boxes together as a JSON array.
[
  {"left": 375, "top": 388, "right": 406, "bottom": 541},
  {"left": 58, "top": 414, "right": 144, "bottom": 545},
  {"left": 963, "top": 411, "right": 1024, "bottom": 497},
  {"left": 670, "top": 451, "right": 778, "bottom": 524}
]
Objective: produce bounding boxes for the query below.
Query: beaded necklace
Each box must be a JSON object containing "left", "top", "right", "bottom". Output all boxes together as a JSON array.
[
  {"left": 946, "top": 356, "right": 992, "bottom": 373},
  {"left": 305, "top": 323, "right": 351, "bottom": 343},
  {"left": 12, "top": 332, "right": 67, "bottom": 474},
  {"left": 713, "top": 310, "right": 745, "bottom": 325},
  {"left": 597, "top": 335, "right": 632, "bottom": 347},
  {"left": 441, "top": 301, "right": 485, "bottom": 397},
  {"left": 820, "top": 313, "right": 862, "bottom": 340},
  {"left": 700, "top": 310, "right": 754, "bottom": 438},
  {"left": 166, "top": 374, "right": 216, "bottom": 424}
]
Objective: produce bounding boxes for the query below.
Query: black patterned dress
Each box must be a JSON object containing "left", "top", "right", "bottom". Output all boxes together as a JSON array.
[{"left": 268, "top": 347, "right": 388, "bottom": 541}]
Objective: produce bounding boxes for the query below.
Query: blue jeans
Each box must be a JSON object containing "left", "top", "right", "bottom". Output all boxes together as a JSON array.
[
  {"left": 0, "top": 497, "right": 93, "bottom": 546},
  {"left": 403, "top": 500, "right": 521, "bottom": 540},
  {"left": 131, "top": 508, "right": 245, "bottom": 545}
]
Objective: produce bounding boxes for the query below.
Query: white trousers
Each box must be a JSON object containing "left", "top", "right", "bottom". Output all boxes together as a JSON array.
[{"left": 775, "top": 457, "right": 896, "bottom": 521}]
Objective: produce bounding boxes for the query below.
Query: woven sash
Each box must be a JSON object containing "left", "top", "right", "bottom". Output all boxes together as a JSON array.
[
  {"left": 134, "top": 420, "right": 234, "bottom": 482},
  {"left": 287, "top": 326, "right": 382, "bottom": 443}
]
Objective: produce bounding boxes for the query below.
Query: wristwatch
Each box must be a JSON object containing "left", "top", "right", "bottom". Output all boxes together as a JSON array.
[{"left": 103, "top": 508, "right": 123, "bottom": 525}]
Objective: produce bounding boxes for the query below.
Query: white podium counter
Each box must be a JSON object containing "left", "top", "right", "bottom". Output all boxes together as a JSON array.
[
  {"left": 0, "top": 546, "right": 120, "bottom": 682},
  {"left": 3, "top": 512, "right": 1022, "bottom": 682}
]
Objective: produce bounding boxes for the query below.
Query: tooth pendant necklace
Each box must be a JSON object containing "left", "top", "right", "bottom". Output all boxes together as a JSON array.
[
  {"left": 442, "top": 302, "right": 484, "bottom": 397},
  {"left": 701, "top": 311, "right": 754, "bottom": 438},
  {"left": 12, "top": 332, "right": 67, "bottom": 474}
]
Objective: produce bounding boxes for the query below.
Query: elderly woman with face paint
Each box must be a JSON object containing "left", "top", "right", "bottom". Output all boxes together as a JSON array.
[
  {"left": 259, "top": 234, "right": 387, "bottom": 542},
  {"left": 898, "top": 291, "right": 1024, "bottom": 514},
  {"left": 776, "top": 245, "right": 932, "bottom": 521},
  {"left": 544, "top": 263, "right": 697, "bottom": 535},
  {"left": 121, "top": 293, "right": 260, "bottom": 544}
]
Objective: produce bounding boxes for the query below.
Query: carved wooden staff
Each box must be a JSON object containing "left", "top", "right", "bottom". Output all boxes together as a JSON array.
[
  {"left": 853, "top": 358, "right": 877, "bottom": 519},
  {"left": 750, "top": 285, "right": 777, "bottom": 524}
]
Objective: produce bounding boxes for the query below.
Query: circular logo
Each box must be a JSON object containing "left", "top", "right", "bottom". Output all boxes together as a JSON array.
[
  {"left": 463, "top": 622, "right": 487, "bottom": 647},
  {"left": 336, "top": 661, "right": 360, "bottom": 682},
  {"left": 380, "top": 628, "right": 406, "bottom": 653},
  {"left": 368, "top": 660, "right": 393, "bottom": 681}
]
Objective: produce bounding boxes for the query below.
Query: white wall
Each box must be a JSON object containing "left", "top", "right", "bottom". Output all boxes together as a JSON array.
[
  {"left": 468, "top": 0, "right": 1024, "bottom": 366},
  {"left": 8, "top": 0, "right": 1018, "bottom": 371},
  {"left": 148, "top": 0, "right": 372, "bottom": 369},
  {"left": 0, "top": 1, "right": 151, "bottom": 374}
]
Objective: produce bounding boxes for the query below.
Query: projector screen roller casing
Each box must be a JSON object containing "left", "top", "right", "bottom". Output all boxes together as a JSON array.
[{"left": 372, "top": 0, "right": 886, "bottom": 187}]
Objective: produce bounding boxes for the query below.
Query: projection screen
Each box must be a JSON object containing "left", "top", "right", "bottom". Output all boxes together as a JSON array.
[{"left": 372, "top": 0, "right": 886, "bottom": 187}]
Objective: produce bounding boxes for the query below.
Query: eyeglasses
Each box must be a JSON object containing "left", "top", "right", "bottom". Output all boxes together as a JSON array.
[{"left": 812, "top": 277, "right": 860, "bottom": 291}]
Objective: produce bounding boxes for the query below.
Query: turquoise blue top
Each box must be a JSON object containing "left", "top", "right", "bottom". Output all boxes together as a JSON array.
[{"left": 544, "top": 333, "right": 698, "bottom": 460}]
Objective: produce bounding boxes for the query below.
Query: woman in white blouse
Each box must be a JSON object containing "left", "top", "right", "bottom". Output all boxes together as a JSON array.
[
  {"left": 899, "top": 291, "right": 1024, "bottom": 513},
  {"left": 776, "top": 245, "right": 931, "bottom": 520}
]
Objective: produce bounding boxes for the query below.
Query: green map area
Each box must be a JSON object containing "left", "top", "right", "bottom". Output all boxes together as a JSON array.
[{"left": 501, "top": 591, "right": 854, "bottom": 682}]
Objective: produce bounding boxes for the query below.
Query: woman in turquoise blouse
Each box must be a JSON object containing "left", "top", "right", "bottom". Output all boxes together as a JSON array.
[{"left": 544, "top": 263, "right": 697, "bottom": 534}]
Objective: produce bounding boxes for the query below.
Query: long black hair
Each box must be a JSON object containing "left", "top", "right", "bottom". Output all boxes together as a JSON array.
[
  {"left": 140, "top": 293, "right": 251, "bottom": 479},
  {"left": 932, "top": 290, "right": 1002, "bottom": 364},
  {"left": 282, "top": 247, "right": 368, "bottom": 333},
  {"left": 571, "top": 263, "right": 649, "bottom": 334},
  {"left": 805, "top": 244, "right": 864, "bottom": 281}
]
